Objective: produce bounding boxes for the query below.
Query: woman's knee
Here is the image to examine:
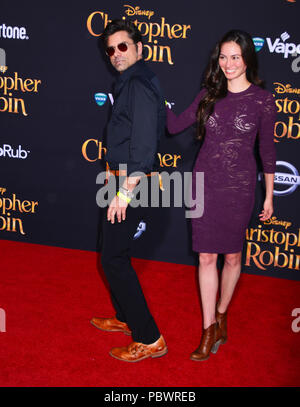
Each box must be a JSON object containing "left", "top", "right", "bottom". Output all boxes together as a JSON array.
[
  {"left": 224, "top": 252, "right": 242, "bottom": 268},
  {"left": 198, "top": 253, "right": 218, "bottom": 267}
]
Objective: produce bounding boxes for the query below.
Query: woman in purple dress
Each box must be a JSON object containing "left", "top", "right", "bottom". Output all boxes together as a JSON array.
[{"left": 167, "top": 30, "right": 276, "bottom": 361}]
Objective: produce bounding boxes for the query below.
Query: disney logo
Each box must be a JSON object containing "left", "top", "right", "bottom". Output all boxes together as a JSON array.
[
  {"left": 124, "top": 5, "right": 154, "bottom": 19},
  {"left": 263, "top": 216, "right": 292, "bottom": 229},
  {"left": 274, "top": 82, "right": 300, "bottom": 94}
]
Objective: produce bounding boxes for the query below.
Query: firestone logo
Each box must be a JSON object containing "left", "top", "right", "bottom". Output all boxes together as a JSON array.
[
  {"left": 0, "top": 24, "right": 29, "bottom": 40},
  {"left": 0, "top": 144, "right": 30, "bottom": 159}
]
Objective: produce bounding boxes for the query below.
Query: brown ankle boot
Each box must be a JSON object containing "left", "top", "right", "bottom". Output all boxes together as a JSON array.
[
  {"left": 190, "top": 322, "right": 222, "bottom": 361},
  {"left": 216, "top": 308, "right": 227, "bottom": 344}
]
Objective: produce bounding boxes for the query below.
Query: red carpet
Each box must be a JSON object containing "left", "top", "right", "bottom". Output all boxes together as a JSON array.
[{"left": 0, "top": 240, "right": 299, "bottom": 387}]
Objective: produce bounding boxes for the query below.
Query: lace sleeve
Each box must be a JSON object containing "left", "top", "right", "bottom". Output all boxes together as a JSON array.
[
  {"left": 258, "top": 92, "right": 277, "bottom": 173},
  {"left": 166, "top": 89, "right": 206, "bottom": 134}
]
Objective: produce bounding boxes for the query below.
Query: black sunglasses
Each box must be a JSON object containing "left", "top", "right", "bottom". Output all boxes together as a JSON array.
[{"left": 106, "top": 42, "right": 135, "bottom": 57}]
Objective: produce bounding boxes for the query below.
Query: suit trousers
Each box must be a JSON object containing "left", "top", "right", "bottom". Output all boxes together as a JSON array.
[{"left": 100, "top": 176, "right": 161, "bottom": 344}]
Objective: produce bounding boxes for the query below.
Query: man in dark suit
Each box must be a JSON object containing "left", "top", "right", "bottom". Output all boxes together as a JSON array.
[{"left": 91, "top": 19, "right": 167, "bottom": 362}]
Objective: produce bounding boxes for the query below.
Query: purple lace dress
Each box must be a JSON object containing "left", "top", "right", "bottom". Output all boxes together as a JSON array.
[{"left": 167, "top": 84, "right": 276, "bottom": 253}]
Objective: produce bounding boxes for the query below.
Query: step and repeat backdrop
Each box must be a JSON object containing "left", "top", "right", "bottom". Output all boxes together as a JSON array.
[{"left": 1, "top": 0, "right": 299, "bottom": 280}]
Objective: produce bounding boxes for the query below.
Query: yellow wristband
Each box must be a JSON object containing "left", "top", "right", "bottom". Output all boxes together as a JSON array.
[{"left": 117, "top": 191, "right": 131, "bottom": 203}]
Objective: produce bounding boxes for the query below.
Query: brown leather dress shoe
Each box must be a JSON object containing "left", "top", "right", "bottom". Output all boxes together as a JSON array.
[
  {"left": 109, "top": 335, "right": 168, "bottom": 362},
  {"left": 216, "top": 308, "right": 227, "bottom": 344},
  {"left": 90, "top": 316, "right": 131, "bottom": 336},
  {"left": 190, "top": 322, "right": 222, "bottom": 361}
]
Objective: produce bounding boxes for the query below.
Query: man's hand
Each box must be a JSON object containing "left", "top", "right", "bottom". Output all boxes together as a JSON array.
[{"left": 107, "top": 194, "right": 128, "bottom": 224}]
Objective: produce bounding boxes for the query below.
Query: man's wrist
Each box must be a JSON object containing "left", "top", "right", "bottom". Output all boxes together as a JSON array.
[
  {"left": 117, "top": 190, "right": 131, "bottom": 204},
  {"left": 119, "top": 186, "right": 135, "bottom": 200}
]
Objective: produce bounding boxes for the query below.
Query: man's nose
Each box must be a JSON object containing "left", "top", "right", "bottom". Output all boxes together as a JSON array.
[{"left": 114, "top": 47, "right": 122, "bottom": 57}]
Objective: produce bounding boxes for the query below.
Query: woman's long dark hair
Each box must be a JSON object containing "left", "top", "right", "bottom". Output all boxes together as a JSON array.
[{"left": 197, "top": 29, "right": 263, "bottom": 141}]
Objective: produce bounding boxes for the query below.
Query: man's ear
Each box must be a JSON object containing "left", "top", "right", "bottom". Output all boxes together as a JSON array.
[{"left": 137, "top": 41, "right": 143, "bottom": 58}]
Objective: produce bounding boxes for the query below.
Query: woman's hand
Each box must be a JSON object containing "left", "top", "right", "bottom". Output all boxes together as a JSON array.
[
  {"left": 259, "top": 198, "right": 273, "bottom": 221},
  {"left": 260, "top": 173, "right": 274, "bottom": 222}
]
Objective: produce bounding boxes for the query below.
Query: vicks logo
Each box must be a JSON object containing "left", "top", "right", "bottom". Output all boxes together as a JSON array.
[
  {"left": 94, "top": 92, "right": 114, "bottom": 106},
  {"left": 253, "top": 37, "right": 265, "bottom": 52}
]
